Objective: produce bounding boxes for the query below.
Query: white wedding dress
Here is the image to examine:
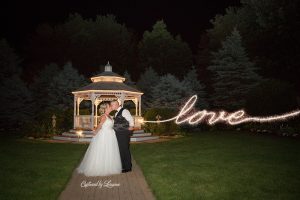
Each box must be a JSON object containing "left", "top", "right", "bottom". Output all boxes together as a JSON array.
[{"left": 76, "top": 116, "right": 122, "bottom": 176}]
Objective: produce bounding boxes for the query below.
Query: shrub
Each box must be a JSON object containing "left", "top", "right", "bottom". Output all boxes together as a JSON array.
[
  {"left": 142, "top": 108, "right": 180, "bottom": 135},
  {"left": 244, "top": 79, "right": 299, "bottom": 133},
  {"left": 245, "top": 79, "right": 298, "bottom": 115},
  {"left": 24, "top": 108, "right": 73, "bottom": 138},
  {"left": 279, "top": 124, "right": 298, "bottom": 136}
]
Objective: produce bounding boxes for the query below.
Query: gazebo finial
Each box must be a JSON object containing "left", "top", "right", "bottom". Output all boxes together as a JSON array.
[{"left": 105, "top": 61, "right": 112, "bottom": 72}]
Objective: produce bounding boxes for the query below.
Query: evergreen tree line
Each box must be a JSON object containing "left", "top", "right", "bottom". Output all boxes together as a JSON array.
[{"left": 1, "top": 0, "right": 299, "bottom": 133}]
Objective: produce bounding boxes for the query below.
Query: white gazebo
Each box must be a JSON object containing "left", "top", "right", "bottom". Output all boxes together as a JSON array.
[
  {"left": 72, "top": 62, "right": 144, "bottom": 132},
  {"left": 53, "top": 62, "right": 160, "bottom": 142}
]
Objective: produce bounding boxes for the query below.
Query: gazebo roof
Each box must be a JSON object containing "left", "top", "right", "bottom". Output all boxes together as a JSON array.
[
  {"left": 73, "top": 81, "right": 142, "bottom": 93},
  {"left": 90, "top": 71, "right": 124, "bottom": 79},
  {"left": 72, "top": 61, "right": 143, "bottom": 94}
]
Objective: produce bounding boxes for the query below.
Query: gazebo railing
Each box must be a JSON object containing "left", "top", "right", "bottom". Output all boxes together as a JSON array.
[
  {"left": 75, "top": 115, "right": 101, "bottom": 129},
  {"left": 75, "top": 115, "right": 93, "bottom": 129},
  {"left": 75, "top": 115, "right": 143, "bottom": 130}
]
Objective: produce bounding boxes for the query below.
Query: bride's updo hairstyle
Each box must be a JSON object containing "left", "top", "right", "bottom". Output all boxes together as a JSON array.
[{"left": 99, "top": 102, "right": 110, "bottom": 115}]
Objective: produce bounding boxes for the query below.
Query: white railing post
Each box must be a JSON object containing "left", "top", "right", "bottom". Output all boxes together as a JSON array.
[
  {"left": 135, "top": 98, "right": 138, "bottom": 116},
  {"left": 91, "top": 93, "right": 95, "bottom": 130},
  {"left": 139, "top": 96, "right": 142, "bottom": 116},
  {"left": 73, "top": 96, "right": 76, "bottom": 129}
]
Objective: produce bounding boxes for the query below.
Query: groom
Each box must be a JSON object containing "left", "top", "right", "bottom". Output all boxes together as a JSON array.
[{"left": 110, "top": 100, "right": 134, "bottom": 173}]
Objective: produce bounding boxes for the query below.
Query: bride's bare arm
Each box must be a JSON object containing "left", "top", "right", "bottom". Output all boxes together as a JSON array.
[{"left": 93, "top": 115, "right": 106, "bottom": 135}]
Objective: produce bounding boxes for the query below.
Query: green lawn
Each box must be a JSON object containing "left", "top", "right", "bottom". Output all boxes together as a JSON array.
[
  {"left": 131, "top": 131, "right": 300, "bottom": 200},
  {"left": 0, "top": 136, "right": 88, "bottom": 200},
  {"left": 1, "top": 132, "right": 299, "bottom": 200}
]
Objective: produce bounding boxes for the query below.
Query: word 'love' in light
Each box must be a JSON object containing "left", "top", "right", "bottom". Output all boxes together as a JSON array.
[{"left": 143, "top": 95, "right": 300, "bottom": 125}]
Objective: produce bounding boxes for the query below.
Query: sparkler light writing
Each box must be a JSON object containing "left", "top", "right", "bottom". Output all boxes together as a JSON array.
[{"left": 143, "top": 95, "right": 300, "bottom": 125}]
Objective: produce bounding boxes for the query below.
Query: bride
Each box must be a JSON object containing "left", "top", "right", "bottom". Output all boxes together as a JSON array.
[{"left": 76, "top": 102, "right": 122, "bottom": 176}]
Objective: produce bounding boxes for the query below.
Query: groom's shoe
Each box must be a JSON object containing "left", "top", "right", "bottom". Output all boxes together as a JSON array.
[{"left": 123, "top": 168, "right": 132, "bottom": 173}]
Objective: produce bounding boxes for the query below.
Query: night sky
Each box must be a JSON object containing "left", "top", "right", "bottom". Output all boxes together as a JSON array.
[{"left": 1, "top": 0, "right": 240, "bottom": 52}]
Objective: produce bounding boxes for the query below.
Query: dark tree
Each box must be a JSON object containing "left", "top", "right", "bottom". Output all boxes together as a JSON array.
[
  {"left": 208, "top": 28, "right": 262, "bottom": 109},
  {"left": 24, "top": 13, "right": 137, "bottom": 81},
  {"left": 202, "top": 0, "right": 300, "bottom": 93},
  {"left": 0, "top": 39, "right": 33, "bottom": 131},
  {"left": 138, "top": 20, "right": 193, "bottom": 79},
  {"left": 136, "top": 67, "right": 160, "bottom": 109},
  {"left": 48, "top": 61, "right": 88, "bottom": 110}
]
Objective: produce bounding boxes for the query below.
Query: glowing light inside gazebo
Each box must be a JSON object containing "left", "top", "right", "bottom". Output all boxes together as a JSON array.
[{"left": 71, "top": 61, "right": 143, "bottom": 130}]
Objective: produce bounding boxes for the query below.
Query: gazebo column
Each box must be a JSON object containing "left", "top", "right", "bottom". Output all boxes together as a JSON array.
[
  {"left": 90, "top": 93, "right": 95, "bottom": 130},
  {"left": 120, "top": 92, "right": 125, "bottom": 106},
  {"left": 76, "top": 97, "right": 83, "bottom": 128},
  {"left": 76, "top": 97, "right": 82, "bottom": 115},
  {"left": 94, "top": 103, "right": 98, "bottom": 119},
  {"left": 94, "top": 99, "right": 101, "bottom": 127},
  {"left": 73, "top": 95, "right": 76, "bottom": 129},
  {"left": 139, "top": 95, "right": 142, "bottom": 116},
  {"left": 134, "top": 98, "right": 138, "bottom": 116}
]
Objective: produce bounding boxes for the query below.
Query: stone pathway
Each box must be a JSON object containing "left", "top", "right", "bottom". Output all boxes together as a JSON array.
[{"left": 58, "top": 159, "right": 155, "bottom": 200}]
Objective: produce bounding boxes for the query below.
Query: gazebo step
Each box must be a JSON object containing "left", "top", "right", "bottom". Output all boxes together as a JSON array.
[
  {"left": 53, "top": 135, "right": 91, "bottom": 142},
  {"left": 53, "top": 134, "right": 159, "bottom": 142},
  {"left": 130, "top": 135, "right": 160, "bottom": 142},
  {"left": 68, "top": 129, "right": 144, "bottom": 134},
  {"left": 65, "top": 129, "right": 148, "bottom": 137},
  {"left": 62, "top": 132, "right": 94, "bottom": 137},
  {"left": 133, "top": 129, "right": 144, "bottom": 134},
  {"left": 62, "top": 132, "right": 152, "bottom": 138},
  {"left": 132, "top": 132, "right": 152, "bottom": 137},
  {"left": 63, "top": 132, "right": 151, "bottom": 137},
  {"left": 69, "top": 129, "right": 93, "bottom": 134}
]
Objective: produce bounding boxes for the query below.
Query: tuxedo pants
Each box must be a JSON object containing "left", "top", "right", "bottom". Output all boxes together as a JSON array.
[{"left": 115, "top": 130, "right": 132, "bottom": 170}]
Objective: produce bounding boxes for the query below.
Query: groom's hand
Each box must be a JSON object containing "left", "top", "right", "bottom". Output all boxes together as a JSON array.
[{"left": 128, "top": 126, "right": 134, "bottom": 131}]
